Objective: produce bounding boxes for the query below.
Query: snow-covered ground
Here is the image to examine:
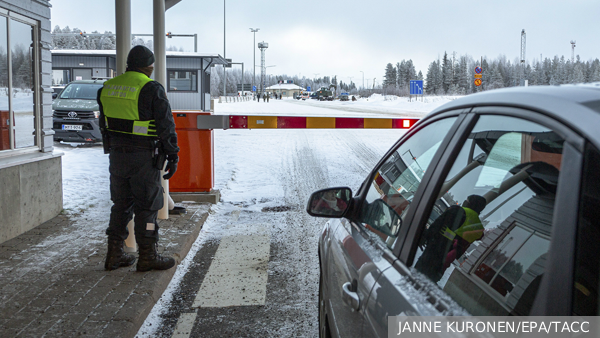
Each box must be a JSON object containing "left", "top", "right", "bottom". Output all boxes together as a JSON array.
[
  {"left": 60, "top": 94, "right": 456, "bottom": 212},
  {"left": 56, "top": 95, "right": 455, "bottom": 337}
]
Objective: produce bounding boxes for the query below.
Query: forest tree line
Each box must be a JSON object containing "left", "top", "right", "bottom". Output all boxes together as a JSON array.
[
  {"left": 51, "top": 26, "right": 600, "bottom": 97},
  {"left": 384, "top": 51, "right": 600, "bottom": 96}
]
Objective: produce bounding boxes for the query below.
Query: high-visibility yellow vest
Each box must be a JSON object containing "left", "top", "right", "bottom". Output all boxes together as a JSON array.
[
  {"left": 440, "top": 207, "right": 484, "bottom": 243},
  {"left": 100, "top": 71, "right": 157, "bottom": 137},
  {"left": 455, "top": 207, "right": 484, "bottom": 243}
]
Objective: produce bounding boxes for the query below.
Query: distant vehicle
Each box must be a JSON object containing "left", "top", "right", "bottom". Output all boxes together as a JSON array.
[
  {"left": 301, "top": 92, "right": 310, "bottom": 100},
  {"left": 339, "top": 92, "right": 349, "bottom": 101},
  {"left": 307, "top": 84, "right": 600, "bottom": 337},
  {"left": 310, "top": 93, "right": 319, "bottom": 100},
  {"left": 52, "top": 79, "right": 106, "bottom": 143},
  {"left": 316, "top": 87, "right": 333, "bottom": 101}
]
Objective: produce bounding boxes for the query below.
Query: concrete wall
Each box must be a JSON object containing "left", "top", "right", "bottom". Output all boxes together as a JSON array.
[
  {"left": 0, "top": 156, "right": 62, "bottom": 243},
  {"left": 0, "top": 0, "right": 62, "bottom": 244}
]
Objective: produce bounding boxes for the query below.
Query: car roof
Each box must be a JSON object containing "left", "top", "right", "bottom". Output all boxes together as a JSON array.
[{"left": 428, "top": 84, "right": 600, "bottom": 148}]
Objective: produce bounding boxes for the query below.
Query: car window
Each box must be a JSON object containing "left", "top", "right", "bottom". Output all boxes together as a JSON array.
[
  {"left": 359, "top": 117, "right": 457, "bottom": 248},
  {"left": 412, "top": 115, "right": 564, "bottom": 316},
  {"left": 573, "top": 144, "right": 600, "bottom": 316},
  {"left": 59, "top": 83, "right": 104, "bottom": 99}
]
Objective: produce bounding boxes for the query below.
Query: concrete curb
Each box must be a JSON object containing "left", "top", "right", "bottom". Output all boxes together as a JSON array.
[{"left": 126, "top": 204, "right": 210, "bottom": 338}]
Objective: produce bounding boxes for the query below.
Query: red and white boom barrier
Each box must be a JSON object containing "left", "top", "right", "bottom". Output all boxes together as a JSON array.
[
  {"left": 171, "top": 112, "right": 420, "bottom": 195},
  {"left": 196, "top": 115, "right": 419, "bottom": 130}
]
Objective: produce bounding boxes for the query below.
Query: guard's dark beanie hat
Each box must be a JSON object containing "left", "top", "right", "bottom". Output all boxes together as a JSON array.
[
  {"left": 467, "top": 195, "right": 487, "bottom": 214},
  {"left": 127, "top": 45, "right": 155, "bottom": 68}
]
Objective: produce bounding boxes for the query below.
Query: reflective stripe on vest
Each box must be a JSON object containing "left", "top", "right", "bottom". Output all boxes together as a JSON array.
[{"left": 100, "top": 71, "right": 156, "bottom": 137}]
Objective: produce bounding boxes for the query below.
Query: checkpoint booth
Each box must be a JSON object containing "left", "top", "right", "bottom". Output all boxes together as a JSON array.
[
  {"left": 51, "top": 50, "right": 227, "bottom": 111},
  {"left": 265, "top": 81, "right": 305, "bottom": 98}
]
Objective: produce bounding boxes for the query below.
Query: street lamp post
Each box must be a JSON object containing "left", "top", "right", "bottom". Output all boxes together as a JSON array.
[{"left": 249, "top": 28, "right": 259, "bottom": 97}]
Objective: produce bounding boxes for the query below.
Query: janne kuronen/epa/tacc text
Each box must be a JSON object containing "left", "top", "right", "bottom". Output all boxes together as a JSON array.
[{"left": 388, "top": 317, "right": 599, "bottom": 337}]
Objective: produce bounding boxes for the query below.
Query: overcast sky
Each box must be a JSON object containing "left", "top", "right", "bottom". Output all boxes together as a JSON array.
[{"left": 50, "top": 0, "right": 599, "bottom": 87}]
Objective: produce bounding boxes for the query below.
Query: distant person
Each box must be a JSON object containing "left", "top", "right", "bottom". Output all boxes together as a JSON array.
[
  {"left": 257, "top": 93, "right": 260, "bottom": 102},
  {"left": 414, "top": 195, "right": 486, "bottom": 282}
]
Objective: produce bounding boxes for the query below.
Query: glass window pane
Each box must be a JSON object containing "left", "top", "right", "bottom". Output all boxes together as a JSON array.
[
  {"left": 10, "top": 19, "right": 35, "bottom": 148},
  {"left": 360, "top": 117, "right": 457, "bottom": 247},
  {"left": 0, "top": 16, "right": 9, "bottom": 151},
  {"left": 59, "top": 83, "right": 103, "bottom": 100},
  {"left": 168, "top": 70, "right": 197, "bottom": 91},
  {"left": 573, "top": 144, "right": 600, "bottom": 315},
  {"left": 413, "top": 114, "right": 564, "bottom": 316},
  {"left": 52, "top": 69, "right": 69, "bottom": 85}
]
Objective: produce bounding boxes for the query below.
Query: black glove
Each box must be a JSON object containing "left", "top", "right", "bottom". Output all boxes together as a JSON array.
[{"left": 162, "top": 154, "right": 178, "bottom": 180}]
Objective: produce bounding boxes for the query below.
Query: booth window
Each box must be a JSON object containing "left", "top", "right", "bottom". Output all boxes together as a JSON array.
[
  {"left": 168, "top": 70, "right": 197, "bottom": 92},
  {"left": 0, "top": 12, "right": 39, "bottom": 153},
  {"left": 52, "top": 69, "right": 70, "bottom": 85}
]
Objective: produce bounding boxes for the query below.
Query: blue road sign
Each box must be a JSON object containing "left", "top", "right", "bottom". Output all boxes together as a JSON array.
[
  {"left": 410, "top": 80, "right": 424, "bottom": 95},
  {"left": 252, "top": 85, "right": 256, "bottom": 92},
  {"left": 307, "top": 86, "right": 311, "bottom": 91},
  {"left": 475, "top": 66, "right": 482, "bottom": 74}
]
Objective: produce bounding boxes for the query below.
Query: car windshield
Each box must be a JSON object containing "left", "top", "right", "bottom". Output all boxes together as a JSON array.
[{"left": 59, "top": 83, "right": 104, "bottom": 100}]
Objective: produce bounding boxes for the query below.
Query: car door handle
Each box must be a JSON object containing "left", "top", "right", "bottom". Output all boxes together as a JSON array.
[{"left": 342, "top": 281, "right": 360, "bottom": 312}]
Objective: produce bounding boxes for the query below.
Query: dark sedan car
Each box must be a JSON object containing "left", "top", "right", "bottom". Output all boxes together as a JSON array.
[{"left": 307, "top": 84, "right": 600, "bottom": 337}]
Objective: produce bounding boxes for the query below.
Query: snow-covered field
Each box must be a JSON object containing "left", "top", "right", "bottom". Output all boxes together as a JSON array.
[{"left": 59, "top": 94, "right": 455, "bottom": 242}]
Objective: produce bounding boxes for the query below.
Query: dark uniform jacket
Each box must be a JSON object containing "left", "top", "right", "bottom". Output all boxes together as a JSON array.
[{"left": 97, "top": 72, "right": 179, "bottom": 155}]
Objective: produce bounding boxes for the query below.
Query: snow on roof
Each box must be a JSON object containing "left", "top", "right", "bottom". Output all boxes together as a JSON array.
[
  {"left": 265, "top": 83, "right": 305, "bottom": 90},
  {"left": 51, "top": 49, "right": 226, "bottom": 62}
]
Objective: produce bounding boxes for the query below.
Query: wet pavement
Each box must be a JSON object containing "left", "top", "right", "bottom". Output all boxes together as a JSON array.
[{"left": 0, "top": 202, "right": 210, "bottom": 338}]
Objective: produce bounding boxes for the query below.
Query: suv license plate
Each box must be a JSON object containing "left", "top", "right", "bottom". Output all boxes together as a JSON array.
[{"left": 62, "top": 124, "right": 82, "bottom": 131}]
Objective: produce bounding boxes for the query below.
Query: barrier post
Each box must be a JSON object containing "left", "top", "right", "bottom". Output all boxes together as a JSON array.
[{"left": 170, "top": 111, "right": 219, "bottom": 204}]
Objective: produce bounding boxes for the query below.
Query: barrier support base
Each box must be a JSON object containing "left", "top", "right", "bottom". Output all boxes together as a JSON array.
[{"left": 170, "top": 190, "right": 220, "bottom": 204}]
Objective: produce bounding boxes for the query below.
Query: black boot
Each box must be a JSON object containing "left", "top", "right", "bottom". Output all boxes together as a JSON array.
[
  {"left": 105, "top": 237, "right": 136, "bottom": 271},
  {"left": 137, "top": 241, "right": 175, "bottom": 272}
]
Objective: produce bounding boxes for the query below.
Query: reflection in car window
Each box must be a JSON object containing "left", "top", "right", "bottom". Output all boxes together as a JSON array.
[
  {"left": 360, "top": 117, "right": 457, "bottom": 248},
  {"left": 413, "top": 115, "right": 564, "bottom": 316},
  {"left": 573, "top": 144, "right": 600, "bottom": 315}
]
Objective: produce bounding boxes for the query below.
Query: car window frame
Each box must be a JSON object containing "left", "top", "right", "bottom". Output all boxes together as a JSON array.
[
  {"left": 349, "top": 108, "right": 472, "bottom": 262},
  {"left": 398, "top": 106, "right": 585, "bottom": 316}
]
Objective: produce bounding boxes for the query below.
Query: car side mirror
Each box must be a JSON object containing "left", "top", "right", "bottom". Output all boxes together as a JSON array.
[
  {"left": 362, "top": 199, "right": 403, "bottom": 237},
  {"left": 52, "top": 93, "right": 58, "bottom": 99},
  {"left": 306, "top": 187, "right": 352, "bottom": 218}
]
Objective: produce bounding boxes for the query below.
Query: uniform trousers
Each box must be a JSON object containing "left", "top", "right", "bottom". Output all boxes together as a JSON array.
[{"left": 106, "top": 149, "right": 163, "bottom": 245}]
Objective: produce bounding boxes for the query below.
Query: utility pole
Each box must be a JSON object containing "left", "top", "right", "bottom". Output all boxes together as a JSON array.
[
  {"left": 571, "top": 40, "right": 576, "bottom": 64},
  {"left": 249, "top": 28, "right": 259, "bottom": 95},
  {"left": 520, "top": 29, "right": 526, "bottom": 86},
  {"left": 258, "top": 42, "right": 268, "bottom": 94}
]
